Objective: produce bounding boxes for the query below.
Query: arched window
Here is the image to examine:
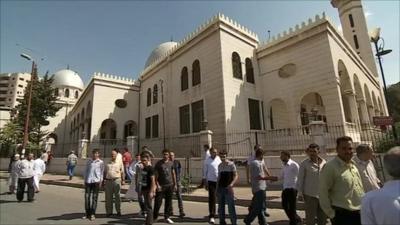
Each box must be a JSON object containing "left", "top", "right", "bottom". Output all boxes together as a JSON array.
[
  {"left": 232, "top": 52, "right": 242, "bottom": 79},
  {"left": 75, "top": 90, "right": 79, "bottom": 99},
  {"left": 153, "top": 84, "right": 158, "bottom": 104},
  {"left": 65, "top": 89, "right": 70, "bottom": 98},
  {"left": 245, "top": 58, "right": 254, "bottom": 83},
  {"left": 181, "top": 67, "right": 188, "bottom": 91},
  {"left": 192, "top": 59, "right": 201, "bottom": 86},
  {"left": 147, "top": 88, "right": 152, "bottom": 106}
]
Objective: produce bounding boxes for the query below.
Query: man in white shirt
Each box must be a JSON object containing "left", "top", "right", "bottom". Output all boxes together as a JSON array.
[
  {"left": 199, "top": 144, "right": 211, "bottom": 188},
  {"left": 280, "top": 150, "right": 301, "bottom": 225},
  {"left": 16, "top": 152, "right": 36, "bottom": 202},
  {"left": 361, "top": 146, "right": 400, "bottom": 225},
  {"left": 353, "top": 144, "right": 381, "bottom": 192},
  {"left": 297, "top": 144, "right": 327, "bottom": 225},
  {"left": 33, "top": 155, "right": 46, "bottom": 192},
  {"left": 204, "top": 147, "right": 221, "bottom": 224}
]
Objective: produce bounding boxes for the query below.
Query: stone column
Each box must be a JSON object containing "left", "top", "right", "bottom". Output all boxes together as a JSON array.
[
  {"left": 357, "top": 99, "right": 370, "bottom": 124},
  {"left": 127, "top": 136, "right": 138, "bottom": 155},
  {"left": 346, "top": 93, "right": 360, "bottom": 123},
  {"left": 199, "top": 130, "right": 213, "bottom": 158},
  {"left": 367, "top": 105, "right": 375, "bottom": 123},
  {"left": 309, "top": 121, "right": 327, "bottom": 154},
  {"left": 78, "top": 139, "right": 89, "bottom": 159}
]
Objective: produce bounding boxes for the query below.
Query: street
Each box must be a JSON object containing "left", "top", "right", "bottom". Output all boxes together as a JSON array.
[{"left": 0, "top": 179, "right": 304, "bottom": 225}]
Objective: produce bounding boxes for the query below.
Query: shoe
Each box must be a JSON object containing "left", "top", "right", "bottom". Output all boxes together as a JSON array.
[
  {"left": 166, "top": 218, "right": 174, "bottom": 224},
  {"left": 179, "top": 212, "right": 186, "bottom": 218},
  {"left": 243, "top": 219, "right": 250, "bottom": 225},
  {"left": 69, "top": 176, "right": 72, "bottom": 180},
  {"left": 264, "top": 211, "right": 270, "bottom": 217},
  {"left": 82, "top": 216, "right": 87, "bottom": 220},
  {"left": 90, "top": 215, "right": 95, "bottom": 221},
  {"left": 116, "top": 212, "right": 121, "bottom": 217},
  {"left": 209, "top": 218, "right": 215, "bottom": 224},
  {"left": 106, "top": 214, "right": 112, "bottom": 218}
]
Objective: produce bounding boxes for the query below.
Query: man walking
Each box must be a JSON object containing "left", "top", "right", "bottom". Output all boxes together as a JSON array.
[
  {"left": 199, "top": 144, "right": 211, "bottom": 188},
  {"left": 33, "top": 154, "right": 46, "bottom": 193},
  {"left": 297, "top": 144, "right": 327, "bottom": 225},
  {"left": 153, "top": 149, "right": 176, "bottom": 224},
  {"left": 103, "top": 149, "right": 125, "bottom": 217},
  {"left": 280, "top": 150, "right": 301, "bottom": 225},
  {"left": 361, "top": 146, "right": 400, "bottom": 225},
  {"left": 353, "top": 144, "right": 381, "bottom": 192},
  {"left": 170, "top": 151, "right": 185, "bottom": 218},
  {"left": 140, "top": 153, "right": 156, "bottom": 225},
  {"left": 82, "top": 149, "right": 104, "bottom": 221},
  {"left": 244, "top": 149, "right": 277, "bottom": 225},
  {"left": 319, "top": 136, "right": 364, "bottom": 225},
  {"left": 122, "top": 148, "right": 133, "bottom": 182},
  {"left": 16, "top": 152, "right": 36, "bottom": 202},
  {"left": 66, "top": 151, "right": 78, "bottom": 180},
  {"left": 204, "top": 147, "right": 221, "bottom": 224},
  {"left": 217, "top": 150, "right": 238, "bottom": 225}
]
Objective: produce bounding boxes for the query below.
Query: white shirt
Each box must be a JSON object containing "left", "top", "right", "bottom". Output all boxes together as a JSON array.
[
  {"left": 33, "top": 158, "right": 46, "bottom": 176},
  {"left": 280, "top": 159, "right": 299, "bottom": 189},
  {"left": 353, "top": 156, "right": 380, "bottom": 192},
  {"left": 204, "top": 156, "right": 221, "bottom": 182},
  {"left": 361, "top": 180, "right": 400, "bottom": 225}
]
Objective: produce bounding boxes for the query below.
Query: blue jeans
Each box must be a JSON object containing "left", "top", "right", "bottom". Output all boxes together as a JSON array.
[
  {"left": 67, "top": 164, "right": 76, "bottom": 177},
  {"left": 217, "top": 187, "right": 237, "bottom": 225},
  {"left": 244, "top": 190, "right": 267, "bottom": 225}
]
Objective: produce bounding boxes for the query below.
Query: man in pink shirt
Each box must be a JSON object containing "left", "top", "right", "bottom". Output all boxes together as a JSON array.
[{"left": 122, "top": 148, "right": 133, "bottom": 182}]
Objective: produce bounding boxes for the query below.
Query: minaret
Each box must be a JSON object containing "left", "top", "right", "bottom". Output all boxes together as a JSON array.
[{"left": 331, "top": 0, "right": 378, "bottom": 76}]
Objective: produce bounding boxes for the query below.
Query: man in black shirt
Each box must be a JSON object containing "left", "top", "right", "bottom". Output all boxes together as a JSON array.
[
  {"left": 140, "top": 153, "right": 156, "bottom": 225},
  {"left": 170, "top": 151, "right": 185, "bottom": 218},
  {"left": 153, "top": 149, "right": 176, "bottom": 224}
]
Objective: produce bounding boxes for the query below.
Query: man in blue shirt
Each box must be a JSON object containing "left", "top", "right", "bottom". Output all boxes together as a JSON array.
[{"left": 170, "top": 151, "right": 185, "bottom": 218}]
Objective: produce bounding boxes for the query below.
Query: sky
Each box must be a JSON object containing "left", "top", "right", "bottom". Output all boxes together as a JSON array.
[{"left": 1, "top": 0, "right": 399, "bottom": 86}]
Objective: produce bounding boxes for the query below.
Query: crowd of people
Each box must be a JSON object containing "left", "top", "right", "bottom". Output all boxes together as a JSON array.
[{"left": 6, "top": 137, "right": 400, "bottom": 225}]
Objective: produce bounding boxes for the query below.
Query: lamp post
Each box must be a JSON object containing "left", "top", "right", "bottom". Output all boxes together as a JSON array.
[
  {"left": 159, "top": 79, "right": 166, "bottom": 149},
  {"left": 20, "top": 53, "right": 37, "bottom": 156},
  {"left": 370, "top": 28, "right": 398, "bottom": 140}
]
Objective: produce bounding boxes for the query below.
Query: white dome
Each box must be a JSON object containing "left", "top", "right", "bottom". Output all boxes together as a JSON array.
[
  {"left": 52, "top": 69, "right": 84, "bottom": 90},
  {"left": 145, "top": 41, "right": 178, "bottom": 68}
]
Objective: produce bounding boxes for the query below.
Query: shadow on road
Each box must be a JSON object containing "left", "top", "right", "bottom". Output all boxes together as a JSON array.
[{"left": 37, "top": 213, "right": 84, "bottom": 221}]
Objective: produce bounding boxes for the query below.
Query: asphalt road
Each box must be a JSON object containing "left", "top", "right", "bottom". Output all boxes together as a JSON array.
[{"left": 0, "top": 179, "right": 304, "bottom": 225}]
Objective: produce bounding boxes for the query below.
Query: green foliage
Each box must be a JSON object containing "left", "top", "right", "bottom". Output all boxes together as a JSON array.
[
  {"left": 180, "top": 174, "right": 192, "bottom": 194},
  {"left": 387, "top": 82, "right": 400, "bottom": 123},
  {"left": 374, "top": 131, "right": 400, "bottom": 153}
]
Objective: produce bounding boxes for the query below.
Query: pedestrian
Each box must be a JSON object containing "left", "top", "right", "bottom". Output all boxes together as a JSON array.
[
  {"left": 246, "top": 144, "right": 272, "bottom": 217},
  {"left": 139, "top": 153, "right": 156, "bottom": 225},
  {"left": 122, "top": 148, "right": 133, "bottom": 182},
  {"left": 353, "top": 144, "right": 381, "bottom": 192},
  {"left": 16, "top": 152, "right": 36, "bottom": 202},
  {"left": 244, "top": 149, "right": 278, "bottom": 225},
  {"left": 361, "top": 146, "right": 400, "bottom": 225},
  {"left": 217, "top": 149, "right": 238, "bottom": 225},
  {"left": 66, "top": 151, "right": 78, "bottom": 180},
  {"left": 103, "top": 149, "right": 125, "bottom": 217},
  {"left": 204, "top": 147, "right": 221, "bottom": 224},
  {"left": 297, "top": 143, "right": 327, "bottom": 225},
  {"left": 153, "top": 149, "right": 176, "bottom": 224},
  {"left": 33, "top": 153, "right": 46, "bottom": 193},
  {"left": 141, "top": 146, "right": 155, "bottom": 162},
  {"left": 41, "top": 150, "right": 49, "bottom": 165},
  {"left": 279, "top": 150, "right": 302, "bottom": 225},
  {"left": 170, "top": 151, "right": 186, "bottom": 218},
  {"left": 132, "top": 153, "right": 147, "bottom": 216},
  {"left": 199, "top": 144, "right": 211, "bottom": 188},
  {"left": 319, "top": 136, "right": 364, "bottom": 225},
  {"left": 82, "top": 149, "right": 104, "bottom": 221},
  {"left": 126, "top": 153, "right": 140, "bottom": 201},
  {"left": 8, "top": 154, "right": 20, "bottom": 194}
]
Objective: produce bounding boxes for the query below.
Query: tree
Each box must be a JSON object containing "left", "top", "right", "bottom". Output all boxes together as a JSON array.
[
  {"left": 387, "top": 82, "right": 400, "bottom": 123},
  {"left": 14, "top": 73, "right": 62, "bottom": 147},
  {"left": 0, "top": 121, "right": 22, "bottom": 156}
]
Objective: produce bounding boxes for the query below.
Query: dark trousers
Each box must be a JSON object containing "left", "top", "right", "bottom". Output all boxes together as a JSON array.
[
  {"left": 84, "top": 183, "right": 100, "bottom": 217},
  {"left": 282, "top": 188, "right": 301, "bottom": 225},
  {"left": 171, "top": 184, "right": 185, "bottom": 215},
  {"left": 331, "top": 207, "right": 361, "bottom": 225},
  {"left": 16, "top": 177, "right": 34, "bottom": 201},
  {"left": 208, "top": 181, "right": 217, "bottom": 218},
  {"left": 244, "top": 190, "right": 267, "bottom": 225},
  {"left": 143, "top": 190, "right": 154, "bottom": 225},
  {"left": 154, "top": 185, "right": 173, "bottom": 219}
]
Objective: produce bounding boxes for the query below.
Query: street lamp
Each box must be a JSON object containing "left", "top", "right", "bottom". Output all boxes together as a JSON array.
[
  {"left": 159, "top": 79, "right": 166, "bottom": 150},
  {"left": 20, "top": 53, "right": 38, "bottom": 156},
  {"left": 369, "top": 27, "right": 398, "bottom": 140}
]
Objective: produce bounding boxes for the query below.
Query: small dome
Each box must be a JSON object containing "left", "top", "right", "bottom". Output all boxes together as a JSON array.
[
  {"left": 52, "top": 69, "right": 84, "bottom": 90},
  {"left": 144, "top": 41, "right": 178, "bottom": 68}
]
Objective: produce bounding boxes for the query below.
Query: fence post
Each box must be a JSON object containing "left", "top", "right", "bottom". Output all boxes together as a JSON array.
[
  {"left": 78, "top": 138, "right": 89, "bottom": 159},
  {"left": 309, "top": 121, "right": 327, "bottom": 154}
]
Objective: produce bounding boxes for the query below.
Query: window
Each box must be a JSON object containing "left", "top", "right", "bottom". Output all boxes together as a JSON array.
[
  {"left": 152, "top": 115, "right": 159, "bottom": 138},
  {"left": 0, "top": 83, "right": 8, "bottom": 87},
  {"left": 349, "top": 14, "right": 354, "bottom": 28},
  {"left": 248, "top": 98, "right": 261, "bottom": 130},
  {"left": 192, "top": 60, "right": 201, "bottom": 86},
  {"left": 245, "top": 58, "right": 254, "bottom": 83},
  {"left": 75, "top": 90, "right": 79, "bottom": 99},
  {"left": 0, "top": 77, "right": 9, "bottom": 81},
  {"left": 147, "top": 88, "right": 151, "bottom": 106},
  {"left": 145, "top": 117, "right": 151, "bottom": 138},
  {"left": 18, "top": 84, "right": 23, "bottom": 88},
  {"left": 181, "top": 67, "right": 188, "bottom": 91},
  {"left": 353, "top": 35, "right": 359, "bottom": 49},
  {"left": 153, "top": 84, "right": 158, "bottom": 104},
  {"left": 179, "top": 104, "right": 190, "bottom": 134},
  {"left": 232, "top": 52, "right": 242, "bottom": 79},
  {"left": 65, "top": 89, "right": 70, "bottom": 98},
  {"left": 191, "top": 100, "right": 204, "bottom": 132},
  {"left": 19, "top": 78, "right": 24, "bottom": 81},
  {"left": 0, "top": 90, "right": 7, "bottom": 94}
]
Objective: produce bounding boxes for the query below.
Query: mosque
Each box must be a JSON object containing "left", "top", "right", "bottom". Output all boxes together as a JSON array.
[{"left": 30, "top": 0, "right": 387, "bottom": 157}]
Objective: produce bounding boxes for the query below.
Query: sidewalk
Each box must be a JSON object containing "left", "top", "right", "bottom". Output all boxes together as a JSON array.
[{"left": 0, "top": 171, "right": 304, "bottom": 210}]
